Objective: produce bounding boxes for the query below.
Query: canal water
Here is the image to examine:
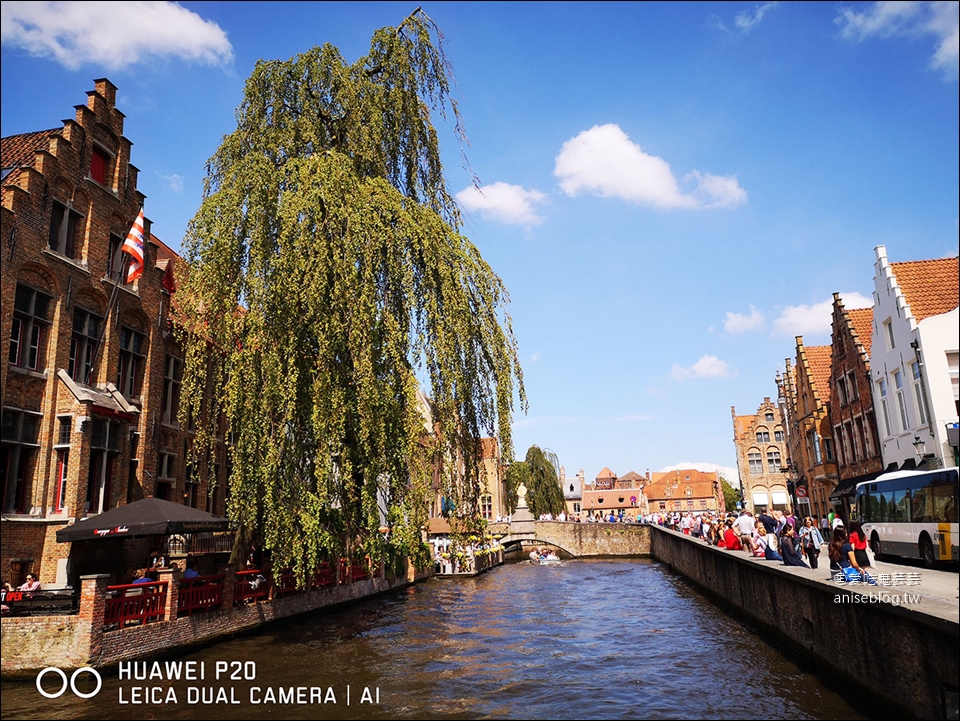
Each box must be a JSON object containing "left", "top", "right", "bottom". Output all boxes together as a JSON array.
[{"left": 1, "top": 558, "right": 869, "bottom": 720}]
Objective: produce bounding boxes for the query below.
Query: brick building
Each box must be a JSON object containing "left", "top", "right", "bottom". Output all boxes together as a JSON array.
[
  {"left": 1, "top": 79, "right": 223, "bottom": 590},
  {"left": 731, "top": 397, "right": 790, "bottom": 514},
  {"left": 644, "top": 468, "right": 723, "bottom": 515},
  {"left": 827, "top": 293, "right": 883, "bottom": 519},
  {"left": 780, "top": 340, "right": 839, "bottom": 520},
  {"left": 580, "top": 468, "right": 646, "bottom": 519}
]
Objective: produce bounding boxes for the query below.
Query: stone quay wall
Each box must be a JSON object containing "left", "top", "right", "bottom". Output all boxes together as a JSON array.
[
  {"left": 648, "top": 524, "right": 958, "bottom": 720},
  {"left": 517, "top": 520, "right": 651, "bottom": 556},
  {"left": 1, "top": 561, "right": 431, "bottom": 676}
]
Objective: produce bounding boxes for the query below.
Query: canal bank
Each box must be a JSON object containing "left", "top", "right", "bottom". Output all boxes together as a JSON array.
[
  {"left": 0, "top": 561, "right": 431, "bottom": 677},
  {"left": 647, "top": 524, "right": 959, "bottom": 720},
  {"left": 0, "top": 559, "right": 871, "bottom": 720}
]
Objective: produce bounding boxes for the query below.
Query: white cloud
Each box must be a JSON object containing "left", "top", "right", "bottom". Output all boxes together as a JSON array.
[
  {"left": 161, "top": 173, "right": 184, "bottom": 192},
  {"left": 554, "top": 124, "right": 747, "bottom": 210},
  {"left": 835, "top": 1, "right": 959, "bottom": 80},
  {"left": 455, "top": 182, "right": 546, "bottom": 226},
  {"left": 735, "top": 2, "right": 779, "bottom": 33},
  {"left": 0, "top": 1, "right": 233, "bottom": 71},
  {"left": 771, "top": 291, "right": 873, "bottom": 338},
  {"left": 671, "top": 355, "right": 732, "bottom": 381},
  {"left": 530, "top": 351, "right": 542, "bottom": 363},
  {"left": 724, "top": 305, "right": 765, "bottom": 334}
]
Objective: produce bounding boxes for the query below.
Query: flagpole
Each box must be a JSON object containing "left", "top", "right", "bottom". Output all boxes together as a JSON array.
[{"left": 87, "top": 207, "right": 143, "bottom": 386}]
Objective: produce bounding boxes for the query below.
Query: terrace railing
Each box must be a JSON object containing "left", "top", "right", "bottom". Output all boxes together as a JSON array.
[
  {"left": 104, "top": 581, "right": 167, "bottom": 629},
  {"left": 177, "top": 574, "right": 225, "bottom": 616}
]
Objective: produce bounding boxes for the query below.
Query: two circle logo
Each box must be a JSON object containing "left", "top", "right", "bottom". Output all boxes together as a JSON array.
[{"left": 36, "top": 667, "right": 102, "bottom": 699}]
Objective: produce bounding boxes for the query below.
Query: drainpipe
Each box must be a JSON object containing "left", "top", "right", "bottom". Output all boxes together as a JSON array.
[{"left": 909, "top": 339, "right": 937, "bottom": 461}]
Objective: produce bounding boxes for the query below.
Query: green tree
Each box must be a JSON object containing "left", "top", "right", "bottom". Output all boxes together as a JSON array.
[
  {"left": 177, "top": 10, "right": 525, "bottom": 580},
  {"left": 519, "top": 445, "right": 567, "bottom": 518},
  {"left": 720, "top": 475, "right": 740, "bottom": 512}
]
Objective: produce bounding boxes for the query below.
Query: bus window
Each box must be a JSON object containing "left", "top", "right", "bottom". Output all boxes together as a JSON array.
[
  {"left": 879, "top": 489, "right": 893, "bottom": 523},
  {"left": 866, "top": 492, "right": 879, "bottom": 523},
  {"left": 932, "top": 484, "right": 955, "bottom": 523},
  {"left": 892, "top": 489, "right": 910, "bottom": 522},
  {"left": 912, "top": 486, "right": 932, "bottom": 523}
]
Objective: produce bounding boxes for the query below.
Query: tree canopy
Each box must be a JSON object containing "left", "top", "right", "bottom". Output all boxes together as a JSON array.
[
  {"left": 506, "top": 446, "right": 566, "bottom": 518},
  {"left": 176, "top": 9, "right": 525, "bottom": 578}
]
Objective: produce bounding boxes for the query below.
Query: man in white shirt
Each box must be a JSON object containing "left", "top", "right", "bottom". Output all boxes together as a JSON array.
[{"left": 735, "top": 512, "right": 756, "bottom": 554}]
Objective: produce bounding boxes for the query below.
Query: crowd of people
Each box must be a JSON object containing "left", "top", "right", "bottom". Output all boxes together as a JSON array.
[{"left": 655, "top": 508, "right": 879, "bottom": 584}]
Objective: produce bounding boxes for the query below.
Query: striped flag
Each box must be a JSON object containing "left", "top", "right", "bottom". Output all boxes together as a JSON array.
[{"left": 121, "top": 209, "right": 146, "bottom": 283}]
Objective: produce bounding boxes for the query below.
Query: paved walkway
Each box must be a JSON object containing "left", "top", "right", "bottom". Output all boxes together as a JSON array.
[{"left": 727, "top": 547, "right": 959, "bottom": 624}]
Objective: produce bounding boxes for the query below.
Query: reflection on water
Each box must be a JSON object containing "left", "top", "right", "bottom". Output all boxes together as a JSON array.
[{"left": 1, "top": 559, "right": 867, "bottom": 720}]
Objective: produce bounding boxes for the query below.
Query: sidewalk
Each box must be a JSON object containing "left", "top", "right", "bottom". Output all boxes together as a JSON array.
[{"left": 743, "top": 552, "right": 959, "bottom": 623}]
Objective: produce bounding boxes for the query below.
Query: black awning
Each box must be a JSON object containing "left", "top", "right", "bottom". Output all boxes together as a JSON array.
[{"left": 56, "top": 497, "right": 232, "bottom": 543}]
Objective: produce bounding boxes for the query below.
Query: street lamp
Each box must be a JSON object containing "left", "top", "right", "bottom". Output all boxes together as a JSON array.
[{"left": 912, "top": 436, "right": 926, "bottom": 458}]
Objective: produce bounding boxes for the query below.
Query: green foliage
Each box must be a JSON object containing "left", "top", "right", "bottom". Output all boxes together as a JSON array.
[
  {"left": 521, "top": 446, "right": 567, "bottom": 518},
  {"left": 720, "top": 475, "right": 740, "bottom": 512},
  {"left": 176, "top": 10, "right": 525, "bottom": 581}
]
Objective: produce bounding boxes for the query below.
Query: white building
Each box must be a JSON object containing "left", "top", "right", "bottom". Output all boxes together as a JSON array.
[{"left": 870, "top": 246, "right": 959, "bottom": 470}]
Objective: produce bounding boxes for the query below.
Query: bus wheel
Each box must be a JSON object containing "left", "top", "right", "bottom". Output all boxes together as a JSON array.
[
  {"left": 870, "top": 534, "right": 882, "bottom": 560},
  {"left": 919, "top": 535, "right": 936, "bottom": 568}
]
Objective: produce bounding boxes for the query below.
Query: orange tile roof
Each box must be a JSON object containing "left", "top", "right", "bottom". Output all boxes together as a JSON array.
[
  {"left": 891, "top": 257, "right": 959, "bottom": 321},
  {"left": 596, "top": 467, "right": 616, "bottom": 480},
  {"left": 847, "top": 307, "right": 873, "bottom": 357},
  {"left": 1, "top": 128, "right": 61, "bottom": 168},
  {"left": 619, "top": 471, "right": 643, "bottom": 482},
  {"left": 803, "top": 345, "right": 832, "bottom": 404}
]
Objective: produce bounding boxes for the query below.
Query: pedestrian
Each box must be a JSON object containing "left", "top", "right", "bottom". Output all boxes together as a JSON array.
[{"left": 799, "top": 516, "right": 824, "bottom": 570}]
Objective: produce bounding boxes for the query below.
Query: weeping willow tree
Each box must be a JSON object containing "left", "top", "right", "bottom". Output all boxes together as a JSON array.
[
  {"left": 506, "top": 446, "right": 566, "bottom": 518},
  {"left": 176, "top": 9, "right": 525, "bottom": 580}
]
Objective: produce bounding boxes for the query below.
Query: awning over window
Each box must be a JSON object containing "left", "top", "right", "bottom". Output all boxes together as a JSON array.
[
  {"left": 771, "top": 492, "right": 789, "bottom": 505},
  {"left": 752, "top": 492, "right": 768, "bottom": 505}
]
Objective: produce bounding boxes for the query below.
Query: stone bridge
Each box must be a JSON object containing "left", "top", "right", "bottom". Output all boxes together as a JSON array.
[{"left": 489, "top": 520, "right": 650, "bottom": 557}]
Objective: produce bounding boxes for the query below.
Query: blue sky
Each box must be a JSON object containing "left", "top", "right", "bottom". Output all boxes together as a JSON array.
[{"left": 3, "top": 1, "right": 958, "bottom": 486}]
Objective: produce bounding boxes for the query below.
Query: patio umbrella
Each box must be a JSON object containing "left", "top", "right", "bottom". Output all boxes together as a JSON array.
[{"left": 56, "top": 497, "right": 232, "bottom": 542}]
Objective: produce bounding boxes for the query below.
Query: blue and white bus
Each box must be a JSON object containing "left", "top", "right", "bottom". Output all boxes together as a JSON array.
[{"left": 854, "top": 467, "right": 958, "bottom": 567}]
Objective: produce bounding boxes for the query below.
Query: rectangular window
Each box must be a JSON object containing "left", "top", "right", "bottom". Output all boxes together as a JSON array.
[
  {"left": 9, "top": 285, "right": 52, "bottom": 371},
  {"left": 1, "top": 408, "right": 42, "bottom": 514},
  {"left": 766, "top": 449, "right": 782, "bottom": 473},
  {"left": 756, "top": 430, "right": 770, "bottom": 443},
  {"left": 48, "top": 201, "right": 82, "bottom": 259},
  {"left": 847, "top": 371, "right": 859, "bottom": 400},
  {"left": 823, "top": 438, "right": 834, "bottom": 462},
  {"left": 162, "top": 355, "right": 183, "bottom": 424},
  {"left": 878, "top": 379, "right": 893, "bottom": 435},
  {"left": 910, "top": 362, "right": 928, "bottom": 425},
  {"left": 884, "top": 319, "right": 895, "bottom": 350},
  {"left": 748, "top": 452, "right": 763, "bottom": 474},
  {"left": 836, "top": 376, "right": 847, "bottom": 406},
  {"left": 894, "top": 370, "right": 909, "bottom": 431},
  {"left": 158, "top": 452, "right": 177, "bottom": 481},
  {"left": 117, "top": 327, "right": 147, "bottom": 398},
  {"left": 90, "top": 147, "right": 108, "bottom": 185},
  {"left": 54, "top": 450, "right": 69, "bottom": 512},
  {"left": 774, "top": 430, "right": 785, "bottom": 443},
  {"left": 86, "top": 418, "right": 120, "bottom": 514},
  {"left": 807, "top": 430, "right": 823, "bottom": 464},
  {"left": 107, "top": 233, "right": 124, "bottom": 281},
  {"left": 57, "top": 417, "right": 72, "bottom": 445},
  {"left": 69, "top": 308, "right": 102, "bottom": 384}
]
